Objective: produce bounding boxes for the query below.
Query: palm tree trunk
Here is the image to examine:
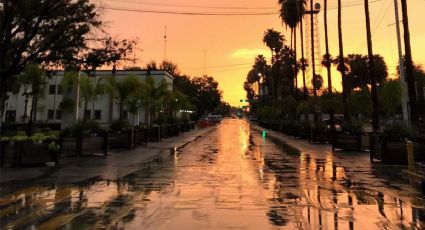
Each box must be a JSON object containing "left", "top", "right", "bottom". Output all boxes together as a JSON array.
[
  {"left": 299, "top": 1, "right": 307, "bottom": 99},
  {"left": 400, "top": 0, "right": 418, "bottom": 124},
  {"left": 293, "top": 28, "right": 298, "bottom": 97},
  {"left": 109, "top": 65, "right": 116, "bottom": 122},
  {"left": 324, "top": 0, "right": 335, "bottom": 130},
  {"left": 338, "top": 0, "right": 350, "bottom": 122},
  {"left": 364, "top": 0, "right": 380, "bottom": 132},
  {"left": 27, "top": 95, "right": 37, "bottom": 136}
]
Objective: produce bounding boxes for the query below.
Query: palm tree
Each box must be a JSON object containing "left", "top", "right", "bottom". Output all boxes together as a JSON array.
[
  {"left": 338, "top": 0, "right": 350, "bottom": 122},
  {"left": 400, "top": 0, "right": 418, "bottom": 124},
  {"left": 20, "top": 63, "right": 46, "bottom": 135},
  {"left": 364, "top": 0, "right": 380, "bottom": 132},
  {"left": 263, "top": 29, "right": 285, "bottom": 99},
  {"left": 107, "top": 75, "right": 141, "bottom": 121},
  {"left": 139, "top": 76, "right": 169, "bottom": 127},
  {"left": 298, "top": 0, "right": 307, "bottom": 99},
  {"left": 263, "top": 29, "right": 285, "bottom": 62},
  {"left": 254, "top": 55, "right": 269, "bottom": 96},
  {"left": 323, "top": 0, "right": 335, "bottom": 130},
  {"left": 279, "top": 0, "right": 303, "bottom": 96}
]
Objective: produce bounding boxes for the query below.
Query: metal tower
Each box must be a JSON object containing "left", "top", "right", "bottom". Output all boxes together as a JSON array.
[{"left": 304, "top": 4, "right": 322, "bottom": 87}]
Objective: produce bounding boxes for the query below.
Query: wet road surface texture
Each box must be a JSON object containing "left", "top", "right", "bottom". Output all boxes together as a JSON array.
[{"left": 1, "top": 119, "right": 425, "bottom": 229}]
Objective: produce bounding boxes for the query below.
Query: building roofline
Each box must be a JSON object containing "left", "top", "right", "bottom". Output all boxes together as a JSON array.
[{"left": 49, "top": 70, "right": 174, "bottom": 80}]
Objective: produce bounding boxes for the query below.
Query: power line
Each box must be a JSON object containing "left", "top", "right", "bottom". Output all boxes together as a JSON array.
[
  {"left": 104, "top": 0, "right": 277, "bottom": 10},
  {"left": 98, "top": 7, "right": 277, "bottom": 16},
  {"left": 99, "top": 0, "right": 385, "bottom": 16}
]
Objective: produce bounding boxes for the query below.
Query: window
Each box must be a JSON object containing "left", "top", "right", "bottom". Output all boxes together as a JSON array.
[
  {"left": 5, "top": 110, "right": 16, "bottom": 122},
  {"left": 49, "top": 85, "right": 56, "bottom": 95},
  {"left": 57, "top": 85, "right": 63, "bottom": 95},
  {"left": 95, "top": 110, "right": 101, "bottom": 120},
  {"left": 56, "top": 110, "right": 62, "bottom": 120},
  {"left": 84, "top": 110, "right": 91, "bottom": 119},
  {"left": 48, "top": 110, "right": 54, "bottom": 120}
]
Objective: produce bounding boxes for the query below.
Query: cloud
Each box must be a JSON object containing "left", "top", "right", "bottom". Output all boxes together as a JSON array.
[{"left": 230, "top": 48, "right": 271, "bottom": 60}]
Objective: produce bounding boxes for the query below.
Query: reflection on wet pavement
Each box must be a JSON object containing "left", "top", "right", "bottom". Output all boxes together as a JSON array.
[{"left": 1, "top": 119, "right": 425, "bottom": 229}]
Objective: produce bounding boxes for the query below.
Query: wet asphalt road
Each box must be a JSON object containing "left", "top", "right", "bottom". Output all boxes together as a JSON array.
[{"left": 1, "top": 119, "right": 425, "bottom": 229}]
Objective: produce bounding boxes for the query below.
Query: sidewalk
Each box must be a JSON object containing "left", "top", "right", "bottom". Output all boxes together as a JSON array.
[
  {"left": 0, "top": 126, "right": 216, "bottom": 184},
  {"left": 251, "top": 124, "right": 424, "bottom": 199}
]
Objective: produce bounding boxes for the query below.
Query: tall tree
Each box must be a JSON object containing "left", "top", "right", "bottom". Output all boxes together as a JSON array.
[
  {"left": 139, "top": 76, "right": 169, "bottom": 126},
  {"left": 263, "top": 29, "right": 285, "bottom": 63},
  {"left": 400, "top": 0, "right": 418, "bottom": 124},
  {"left": 337, "top": 0, "right": 350, "bottom": 122},
  {"left": 263, "top": 29, "right": 284, "bottom": 99},
  {"left": 108, "top": 75, "right": 141, "bottom": 120},
  {"left": 279, "top": 0, "right": 303, "bottom": 97},
  {"left": 323, "top": 0, "right": 335, "bottom": 129},
  {"left": 160, "top": 60, "right": 181, "bottom": 76},
  {"left": 20, "top": 63, "right": 47, "bottom": 135},
  {"left": 0, "top": 0, "right": 101, "bottom": 131},
  {"left": 364, "top": 0, "right": 380, "bottom": 131},
  {"left": 298, "top": 0, "right": 307, "bottom": 99}
]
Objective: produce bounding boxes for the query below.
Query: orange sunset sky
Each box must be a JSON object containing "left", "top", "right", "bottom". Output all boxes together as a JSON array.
[{"left": 95, "top": 0, "right": 425, "bottom": 107}]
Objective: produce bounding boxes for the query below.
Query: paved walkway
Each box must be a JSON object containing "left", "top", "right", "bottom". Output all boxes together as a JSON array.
[{"left": 0, "top": 126, "right": 216, "bottom": 184}]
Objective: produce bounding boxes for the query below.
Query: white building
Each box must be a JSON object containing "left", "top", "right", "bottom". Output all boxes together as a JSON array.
[{"left": 3, "top": 70, "right": 174, "bottom": 127}]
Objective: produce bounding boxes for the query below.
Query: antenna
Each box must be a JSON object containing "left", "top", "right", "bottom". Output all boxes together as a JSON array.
[
  {"left": 164, "top": 25, "right": 167, "bottom": 60},
  {"left": 203, "top": 50, "right": 206, "bottom": 75}
]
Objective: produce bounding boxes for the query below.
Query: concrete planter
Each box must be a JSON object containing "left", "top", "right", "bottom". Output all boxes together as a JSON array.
[
  {"left": 134, "top": 128, "right": 148, "bottom": 146},
  {"left": 167, "top": 124, "right": 180, "bottom": 137},
  {"left": 60, "top": 133, "right": 107, "bottom": 156},
  {"left": 1, "top": 140, "right": 58, "bottom": 167},
  {"left": 160, "top": 125, "right": 169, "bottom": 138},
  {"left": 108, "top": 131, "right": 132, "bottom": 149},
  {"left": 332, "top": 133, "right": 362, "bottom": 151},
  {"left": 311, "top": 129, "right": 333, "bottom": 144},
  {"left": 293, "top": 126, "right": 311, "bottom": 140},
  {"left": 1, "top": 141, "right": 18, "bottom": 167},
  {"left": 18, "top": 141, "right": 58, "bottom": 166},
  {"left": 149, "top": 126, "right": 161, "bottom": 142}
]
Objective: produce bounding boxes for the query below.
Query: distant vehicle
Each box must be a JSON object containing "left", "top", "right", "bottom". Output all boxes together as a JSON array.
[{"left": 206, "top": 114, "right": 223, "bottom": 123}]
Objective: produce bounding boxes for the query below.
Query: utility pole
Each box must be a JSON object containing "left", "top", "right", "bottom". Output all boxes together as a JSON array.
[
  {"left": 394, "top": 0, "right": 410, "bottom": 124},
  {"left": 400, "top": 0, "right": 418, "bottom": 124},
  {"left": 164, "top": 25, "right": 167, "bottom": 61}
]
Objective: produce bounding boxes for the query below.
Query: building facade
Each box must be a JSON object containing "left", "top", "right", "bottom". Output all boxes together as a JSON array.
[{"left": 3, "top": 70, "right": 174, "bottom": 127}]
